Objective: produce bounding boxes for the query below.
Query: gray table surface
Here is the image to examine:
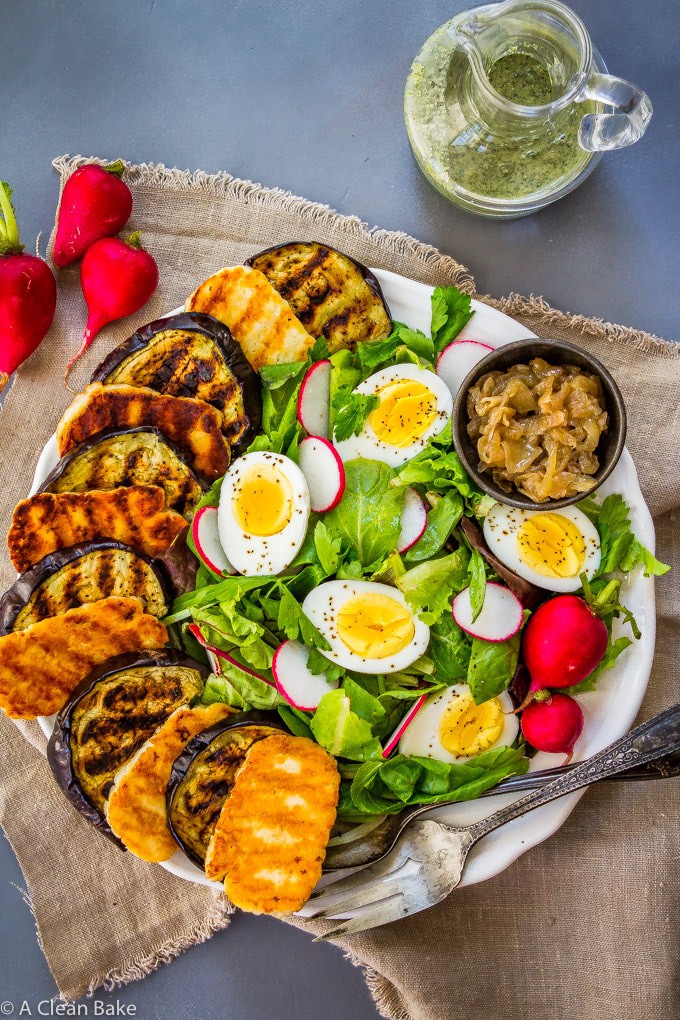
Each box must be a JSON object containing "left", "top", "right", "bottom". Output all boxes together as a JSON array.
[{"left": 1, "top": 1, "right": 678, "bottom": 1017}]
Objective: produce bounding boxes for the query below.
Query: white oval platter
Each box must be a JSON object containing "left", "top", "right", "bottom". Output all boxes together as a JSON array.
[{"left": 30, "top": 267, "right": 656, "bottom": 896}]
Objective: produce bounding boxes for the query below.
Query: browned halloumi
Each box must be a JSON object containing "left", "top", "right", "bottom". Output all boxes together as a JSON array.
[
  {"left": 56, "top": 383, "right": 230, "bottom": 482},
  {"left": 106, "top": 701, "right": 233, "bottom": 862},
  {"left": 7, "top": 486, "right": 187, "bottom": 574},
  {"left": 185, "top": 266, "right": 314, "bottom": 370},
  {"left": 204, "top": 733, "right": 340, "bottom": 913},
  {"left": 0, "top": 597, "right": 167, "bottom": 719}
]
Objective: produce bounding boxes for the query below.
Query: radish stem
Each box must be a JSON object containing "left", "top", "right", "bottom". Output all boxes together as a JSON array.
[{"left": 0, "top": 183, "right": 23, "bottom": 255}]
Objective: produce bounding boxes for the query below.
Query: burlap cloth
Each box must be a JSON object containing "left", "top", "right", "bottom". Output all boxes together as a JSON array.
[{"left": 0, "top": 155, "right": 678, "bottom": 1018}]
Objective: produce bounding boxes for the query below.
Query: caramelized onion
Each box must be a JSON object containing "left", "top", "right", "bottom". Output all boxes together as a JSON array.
[{"left": 466, "top": 358, "right": 608, "bottom": 503}]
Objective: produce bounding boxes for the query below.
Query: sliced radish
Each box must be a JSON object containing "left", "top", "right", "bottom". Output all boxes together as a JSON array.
[
  {"left": 398, "top": 488, "right": 427, "bottom": 553},
  {"left": 272, "top": 639, "right": 339, "bottom": 711},
  {"left": 297, "top": 359, "right": 331, "bottom": 438},
  {"left": 382, "top": 693, "right": 428, "bottom": 758},
  {"left": 452, "top": 582, "right": 523, "bottom": 642},
  {"left": 192, "top": 506, "right": 235, "bottom": 576},
  {"left": 298, "top": 435, "right": 345, "bottom": 512},
  {"left": 436, "top": 340, "right": 494, "bottom": 397},
  {"left": 186, "top": 623, "right": 276, "bottom": 687}
]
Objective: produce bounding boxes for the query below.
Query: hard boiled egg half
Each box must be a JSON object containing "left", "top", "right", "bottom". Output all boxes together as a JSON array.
[
  {"left": 483, "top": 502, "right": 601, "bottom": 593},
  {"left": 302, "top": 579, "right": 430, "bottom": 674},
  {"left": 217, "top": 451, "right": 310, "bottom": 575},
  {"left": 333, "top": 364, "right": 452, "bottom": 467},
  {"left": 399, "top": 684, "right": 518, "bottom": 764}
]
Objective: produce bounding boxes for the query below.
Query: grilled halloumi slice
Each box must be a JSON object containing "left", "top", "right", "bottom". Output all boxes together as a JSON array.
[
  {"left": 56, "top": 383, "right": 230, "bottom": 482},
  {"left": 106, "top": 702, "right": 234, "bottom": 862},
  {"left": 185, "top": 266, "right": 314, "bottom": 370},
  {"left": 0, "top": 597, "right": 167, "bottom": 719},
  {"left": 7, "top": 486, "right": 187, "bottom": 574},
  {"left": 204, "top": 733, "right": 340, "bottom": 914}
]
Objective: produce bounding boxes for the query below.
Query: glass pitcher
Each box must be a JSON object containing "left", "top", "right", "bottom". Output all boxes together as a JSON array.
[{"left": 404, "top": 0, "right": 652, "bottom": 218}]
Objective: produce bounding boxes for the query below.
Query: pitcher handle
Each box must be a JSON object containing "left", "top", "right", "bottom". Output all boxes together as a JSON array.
[{"left": 577, "top": 73, "right": 652, "bottom": 151}]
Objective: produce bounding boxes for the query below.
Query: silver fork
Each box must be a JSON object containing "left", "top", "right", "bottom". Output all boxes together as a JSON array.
[{"left": 306, "top": 703, "right": 680, "bottom": 939}]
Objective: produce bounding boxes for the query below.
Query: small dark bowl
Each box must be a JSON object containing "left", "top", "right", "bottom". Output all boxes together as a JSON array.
[{"left": 452, "top": 337, "right": 627, "bottom": 511}]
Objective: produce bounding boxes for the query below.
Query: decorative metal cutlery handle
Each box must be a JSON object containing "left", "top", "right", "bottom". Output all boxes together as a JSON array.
[
  {"left": 485, "top": 752, "right": 680, "bottom": 795},
  {"left": 460, "top": 703, "right": 680, "bottom": 844}
]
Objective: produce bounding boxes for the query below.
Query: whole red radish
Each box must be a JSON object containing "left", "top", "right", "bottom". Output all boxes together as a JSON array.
[
  {"left": 66, "top": 231, "right": 158, "bottom": 382},
  {"left": 0, "top": 183, "right": 57, "bottom": 393},
  {"left": 53, "top": 161, "right": 132, "bottom": 268},
  {"left": 521, "top": 693, "right": 584, "bottom": 763},
  {"left": 522, "top": 594, "right": 608, "bottom": 699}
]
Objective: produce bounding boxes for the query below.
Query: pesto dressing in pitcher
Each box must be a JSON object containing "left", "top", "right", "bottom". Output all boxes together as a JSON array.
[{"left": 404, "top": 0, "right": 652, "bottom": 218}]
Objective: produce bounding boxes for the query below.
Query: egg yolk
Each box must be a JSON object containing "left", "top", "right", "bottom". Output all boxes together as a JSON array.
[
  {"left": 517, "top": 512, "right": 586, "bottom": 579},
  {"left": 233, "top": 463, "right": 293, "bottom": 536},
  {"left": 369, "top": 380, "right": 437, "bottom": 448},
  {"left": 337, "top": 593, "right": 415, "bottom": 659},
  {"left": 439, "top": 692, "right": 505, "bottom": 758}
]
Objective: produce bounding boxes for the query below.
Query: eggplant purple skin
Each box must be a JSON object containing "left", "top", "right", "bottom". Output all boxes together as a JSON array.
[
  {"left": 245, "top": 241, "right": 391, "bottom": 303},
  {"left": 245, "top": 240, "right": 393, "bottom": 337},
  {"left": 0, "top": 539, "right": 176, "bottom": 637},
  {"left": 47, "top": 650, "right": 210, "bottom": 848},
  {"left": 91, "top": 312, "right": 262, "bottom": 452},
  {"left": 166, "top": 711, "right": 285, "bottom": 867}
]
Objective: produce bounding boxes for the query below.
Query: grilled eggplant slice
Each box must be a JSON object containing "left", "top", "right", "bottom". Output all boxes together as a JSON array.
[
  {"left": 0, "top": 540, "right": 173, "bottom": 635},
  {"left": 92, "top": 313, "right": 261, "bottom": 449},
  {"left": 246, "top": 241, "right": 392, "bottom": 352},
  {"left": 40, "top": 426, "right": 205, "bottom": 521},
  {"left": 47, "top": 650, "right": 207, "bottom": 840},
  {"left": 166, "top": 714, "right": 284, "bottom": 867}
]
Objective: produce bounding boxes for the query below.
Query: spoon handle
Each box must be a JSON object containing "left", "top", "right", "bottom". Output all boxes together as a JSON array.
[
  {"left": 483, "top": 751, "right": 680, "bottom": 796},
  {"left": 461, "top": 704, "right": 680, "bottom": 844}
]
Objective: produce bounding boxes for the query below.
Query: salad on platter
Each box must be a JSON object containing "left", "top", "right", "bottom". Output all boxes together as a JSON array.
[{"left": 0, "top": 239, "right": 668, "bottom": 919}]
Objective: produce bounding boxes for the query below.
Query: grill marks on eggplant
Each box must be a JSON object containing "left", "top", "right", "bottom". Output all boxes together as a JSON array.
[
  {"left": 167, "top": 722, "right": 283, "bottom": 866},
  {"left": 94, "top": 320, "right": 259, "bottom": 447},
  {"left": 67, "top": 663, "right": 204, "bottom": 816},
  {"left": 6, "top": 544, "right": 171, "bottom": 633},
  {"left": 42, "top": 429, "right": 204, "bottom": 520},
  {"left": 247, "top": 242, "right": 392, "bottom": 353}
]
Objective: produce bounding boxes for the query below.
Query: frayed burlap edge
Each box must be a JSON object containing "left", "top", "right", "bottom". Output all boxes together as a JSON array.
[
  {"left": 344, "top": 951, "right": 415, "bottom": 1020},
  {"left": 82, "top": 896, "right": 234, "bottom": 998},
  {"left": 51, "top": 155, "right": 476, "bottom": 295},
  {"left": 483, "top": 292, "right": 680, "bottom": 358},
  {"left": 0, "top": 806, "right": 234, "bottom": 1001}
]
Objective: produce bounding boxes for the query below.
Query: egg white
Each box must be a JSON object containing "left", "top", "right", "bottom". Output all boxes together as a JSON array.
[
  {"left": 333, "top": 364, "right": 452, "bottom": 468},
  {"left": 217, "top": 451, "right": 310, "bottom": 576},
  {"left": 399, "top": 684, "right": 518, "bottom": 764},
  {"left": 483, "top": 502, "right": 601, "bottom": 593},
  {"left": 301, "top": 579, "right": 430, "bottom": 674}
]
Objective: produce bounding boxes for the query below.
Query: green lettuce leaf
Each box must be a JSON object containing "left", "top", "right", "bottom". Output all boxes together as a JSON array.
[
  {"left": 277, "top": 704, "right": 314, "bottom": 738},
  {"left": 331, "top": 389, "right": 378, "bottom": 441},
  {"left": 192, "top": 602, "right": 274, "bottom": 670},
  {"left": 344, "top": 745, "right": 529, "bottom": 817},
  {"left": 357, "top": 322, "right": 435, "bottom": 375},
  {"left": 310, "top": 689, "right": 382, "bottom": 761},
  {"left": 467, "top": 547, "right": 487, "bottom": 622},
  {"left": 580, "top": 493, "right": 669, "bottom": 577},
  {"left": 397, "top": 548, "right": 470, "bottom": 624},
  {"left": 405, "top": 492, "right": 463, "bottom": 562},
  {"left": 325, "top": 459, "right": 404, "bottom": 567},
  {"left": 430, "top": 286, "right": 474, "bottom": 357},
  {"left": 201, "top": 660, "right": 283, "bottom": 711},
  {"left": 466, "top": 635, "right": 520, "bottom": 705},
  {"left": 428, "top": 613, "right": 472, "bottom": 681}
]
